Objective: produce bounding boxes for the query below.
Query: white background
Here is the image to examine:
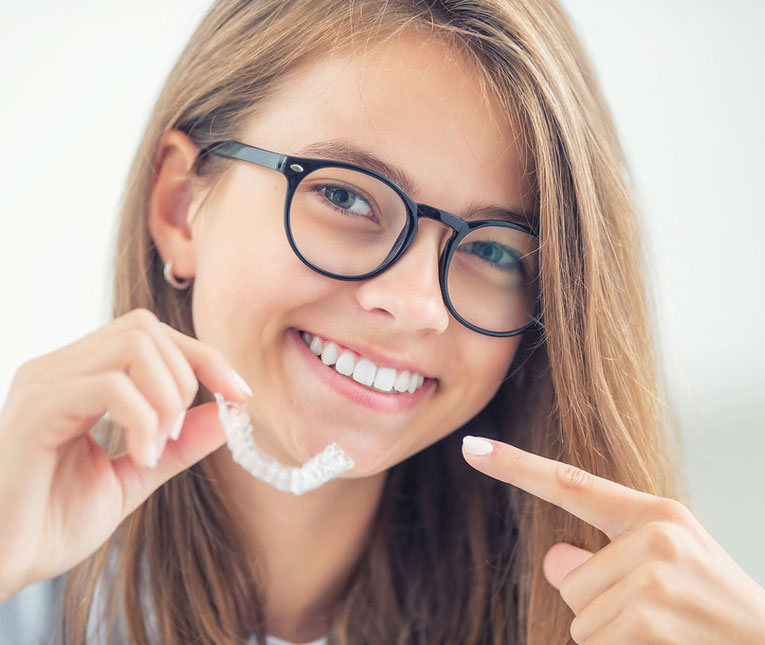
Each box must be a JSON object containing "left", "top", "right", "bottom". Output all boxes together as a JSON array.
[{"left": 1, "top": 1, "right": 763, "bottom": 587}]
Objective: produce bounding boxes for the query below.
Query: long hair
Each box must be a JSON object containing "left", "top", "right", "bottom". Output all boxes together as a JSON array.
[{"left": 61, "top": 1, "right": 687, "bottom": 643}]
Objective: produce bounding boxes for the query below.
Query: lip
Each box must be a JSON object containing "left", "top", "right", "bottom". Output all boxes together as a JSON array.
[{"left": 288, "top": 327, "right": 435, "bottom": 413}]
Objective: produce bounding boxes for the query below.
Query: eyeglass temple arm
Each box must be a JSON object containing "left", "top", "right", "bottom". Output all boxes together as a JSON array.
[{"left": 200, "top": 141, "right": 287, "bottom": 172}]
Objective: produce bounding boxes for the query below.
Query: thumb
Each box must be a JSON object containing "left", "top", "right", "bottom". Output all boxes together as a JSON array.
[
  {"left": 542, "top": 542, "right": 595, "bottom": 590},
  {"left": 112, "top": 400, "right": 228, "bottom": 517}
]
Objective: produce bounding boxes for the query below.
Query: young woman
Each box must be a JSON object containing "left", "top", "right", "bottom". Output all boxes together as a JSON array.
[{"left": 1, "top": 1, "right": 763, "bottom": 643}]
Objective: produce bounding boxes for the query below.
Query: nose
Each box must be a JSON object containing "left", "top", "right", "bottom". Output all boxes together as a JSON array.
[{"left": 354, "top": 220, "right": 451, "bottom": 334}]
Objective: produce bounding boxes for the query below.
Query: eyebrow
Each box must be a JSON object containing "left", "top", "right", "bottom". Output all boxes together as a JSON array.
[{"left": 294, "top": 139, "right": 536, "bottom": 229}]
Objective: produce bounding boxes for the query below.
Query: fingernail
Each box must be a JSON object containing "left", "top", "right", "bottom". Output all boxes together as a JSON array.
[
  {"left": 168, "top": 410, "right": 186, "bottom": 441},
  {"left": 463, "top": 435, "right": 493, "bottom": 456},
  {"left": 144, "top": 438, "right": 161, "bottom": 468},
  {"left": 155, "top": 432, "right": 168, "bottom": 463},
  {"left": 231, "top": 369, "right": 253, "bottom": 397}
]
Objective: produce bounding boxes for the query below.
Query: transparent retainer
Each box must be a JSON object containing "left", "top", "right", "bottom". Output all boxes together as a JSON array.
[{"left": 214, "top": 392, "right": 355, "bottom": 495}]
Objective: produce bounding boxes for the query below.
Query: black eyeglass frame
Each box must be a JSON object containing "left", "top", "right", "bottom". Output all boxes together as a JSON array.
[{"left": 198, "top": 140, "right": 542, "bottom": 337}]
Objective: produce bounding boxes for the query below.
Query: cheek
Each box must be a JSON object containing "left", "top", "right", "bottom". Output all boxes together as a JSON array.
[
  {"left": 203, "top": 171, "right": 298, "bottom": 282},
  {"left": 190, "top": 175, "right": 303, "bottom": 346},
  {"left": 456, "top": 334, "right": 519, "bottom": 410}
]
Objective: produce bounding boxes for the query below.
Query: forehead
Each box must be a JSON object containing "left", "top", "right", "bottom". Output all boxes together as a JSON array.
[{"left": 239, "top": 31, "right": 535, "bottom": 216}]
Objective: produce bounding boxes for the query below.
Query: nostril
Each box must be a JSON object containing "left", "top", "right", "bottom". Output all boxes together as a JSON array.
[{"left": 355, "top": 275, "right": 449, "bottom": 334}]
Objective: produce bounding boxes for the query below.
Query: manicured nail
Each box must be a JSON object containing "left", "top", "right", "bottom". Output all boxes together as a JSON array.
[
  {"left": 463, "top": 435, "right": 493, "bottom": 456},
  {"left": 144, "top": 437, "right": 161, "bottom": 468},
  {"left": 156, "top": 432, "right": 168, "bottom": 459},
  {"left": 232, "top": 369, "right": 253, "bottom": 397},
  {"left": 169, "top": 410, "right": 186, "bottom": 441}
]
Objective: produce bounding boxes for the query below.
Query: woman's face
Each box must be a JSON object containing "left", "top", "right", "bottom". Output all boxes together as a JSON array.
[{"left": 189, "top": 33, "right": 535, "bottom": 477}]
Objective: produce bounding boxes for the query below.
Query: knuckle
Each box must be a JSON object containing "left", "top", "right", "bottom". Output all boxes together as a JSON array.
[
  {"left": 124, "top": 328, "right": 155, "bottom": 362},
  {"left": 157, "top": 320, "right": 181, "bottom": 340},
  {"left": 102, "top": 370, "right": 132, "bottom": 395},
  {"left": 13, "top": 358, "right": 40, "bottom": 385},
  {"left": 652, "top": 497, "right": 691, "bottom": 523},
  {"left": 11, "top": 380, "right": 47, "bottom": 406},
  {"left": 622, "top": 605, "right": 661, "bottom": 641},
  {"left": 555, "top": 463, "right": 594, "bottom": 492},
  {"left": 128, "top": 307, "right": 159, "bottom": 329},
  {"left": 632, "top": 561, "right": 672, "bottom": 600},
  {"left": 558, "top": 574, "right": 579, "bottom": 610},
  {"left": 644, "top": 521, "right": 684, "bottom": 563}
]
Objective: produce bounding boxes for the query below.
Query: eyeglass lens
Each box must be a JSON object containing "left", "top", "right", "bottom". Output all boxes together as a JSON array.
[{"left": 288, "top": 167, "right": 539, "bottom": 334}]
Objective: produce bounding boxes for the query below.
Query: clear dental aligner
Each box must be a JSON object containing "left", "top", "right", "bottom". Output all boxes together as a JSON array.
[{"left": 214, "top": 392, "right": 355, "bottom": 495}]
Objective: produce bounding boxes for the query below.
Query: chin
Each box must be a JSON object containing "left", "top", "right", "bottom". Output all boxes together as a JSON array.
[{"left": 286, "top": 420, "right": 414, "bottom": 479}]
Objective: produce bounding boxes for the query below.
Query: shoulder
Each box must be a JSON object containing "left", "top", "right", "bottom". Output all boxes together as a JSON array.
[
  {"left": 0, "top": 573, "right": 328, "bottom": 645},
  {"left": 0, "top": 574, "right": 67, "bottom": 644},
  {"left": 0, "top": 567, "right": 127, "bottom": 645}
]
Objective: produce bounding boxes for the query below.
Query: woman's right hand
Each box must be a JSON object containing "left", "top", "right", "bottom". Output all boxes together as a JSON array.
[{"left": 0, "top": 308, "right": 253, "bottom": 602}]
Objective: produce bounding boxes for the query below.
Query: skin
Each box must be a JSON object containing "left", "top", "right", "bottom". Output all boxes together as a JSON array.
[
  {"left": 463, "top": 437, "right": 765, "bottom": 643},
  {"left": 150, "top": 33, "right": 533, "bottom": 641},
  {"left": 0, "top": 310, "right": 251, "bottom": 604}
]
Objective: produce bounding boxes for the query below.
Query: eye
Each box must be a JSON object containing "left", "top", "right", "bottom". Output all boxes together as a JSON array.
[
  {"left": 460, "top": 240, "right": 522, "bottom": 272},
  {"left": 320, "top": 185, "right": 373, "bottom": 218}
]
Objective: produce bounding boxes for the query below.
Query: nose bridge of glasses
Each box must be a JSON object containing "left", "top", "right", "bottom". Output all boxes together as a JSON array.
[
  {"left": 416, "top": 203, "right": 468, "bottom": 244},
  {"left": 416, "top": 203, "right": 463, "bottom": 229},
  {"left": 401, "top": 204, "right": 453, "bottom": 259},
  {"left": 374, "top": 203, "right": 452, "bottom": 281},
  {"left": 408, "top": 203, "right": 461, "bottom": 256}
]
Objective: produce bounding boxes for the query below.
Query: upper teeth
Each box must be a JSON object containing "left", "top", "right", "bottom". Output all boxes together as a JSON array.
[{"left": 301, "top": 331, "right": 425, "bottom": 394}]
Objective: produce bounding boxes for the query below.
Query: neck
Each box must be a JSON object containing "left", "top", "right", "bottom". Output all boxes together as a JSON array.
[{"left": 208, "top": 446, "right": 387, "bottom": 643}]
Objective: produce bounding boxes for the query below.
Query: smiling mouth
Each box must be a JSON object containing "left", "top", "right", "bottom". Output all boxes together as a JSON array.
[{"left": 298, "top": 330, "right": 428, "bottom": 395}]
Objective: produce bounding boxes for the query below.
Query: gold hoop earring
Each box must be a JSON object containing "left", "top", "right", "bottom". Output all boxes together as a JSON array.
[{"left": 163, "top": 260, "right": 192, "bottom": 289}]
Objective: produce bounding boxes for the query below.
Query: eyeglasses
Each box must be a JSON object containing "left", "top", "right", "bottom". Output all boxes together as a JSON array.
[{"left": 198, "top": 140, "right": 541, "bottom": 337}]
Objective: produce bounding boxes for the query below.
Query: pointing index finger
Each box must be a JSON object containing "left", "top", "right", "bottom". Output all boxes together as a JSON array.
[{"left": 462, "top": 436, "right": 659, "bottom": 540}]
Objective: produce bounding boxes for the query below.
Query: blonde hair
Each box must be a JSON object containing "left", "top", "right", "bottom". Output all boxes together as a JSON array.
[{"left": 61, "top": 1, "right": 687, "bottom": 643}]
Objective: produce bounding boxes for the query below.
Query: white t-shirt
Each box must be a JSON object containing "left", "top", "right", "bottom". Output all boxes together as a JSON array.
[{"left": 0, "top": 575, "right": 329, "bottom": 645}]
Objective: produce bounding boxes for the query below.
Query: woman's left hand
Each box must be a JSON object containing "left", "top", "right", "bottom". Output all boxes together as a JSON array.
[{"left": 462, "top": 435, "right": 765, "bottom": 644}]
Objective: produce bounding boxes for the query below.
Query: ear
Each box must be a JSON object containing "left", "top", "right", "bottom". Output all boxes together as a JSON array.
[{"left": 148, "top": 129, "right": 208, "bottom": 281}]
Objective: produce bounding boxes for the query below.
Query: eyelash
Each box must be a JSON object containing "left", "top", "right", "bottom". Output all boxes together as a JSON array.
[
  {"left": 459, "top": 240, "right": 525, "bottom": 274},
  {"left": 312, "top": 183, "right": 380, "bottom": 223}
]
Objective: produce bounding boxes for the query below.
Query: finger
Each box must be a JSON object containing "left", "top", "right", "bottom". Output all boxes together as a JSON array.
[
  {"left": 159, "top": 322, "right": 253, "bottom": 402},
  {"left": 111, "top": 401, "right": 227, "bottom": 517},
  {"left": 31, "top": 372, "right": 160, "bottom": 468},
  {"left": 113, "top": 310, "right": 252, "bottom": 405},
  {"left": 558, "top": 520, "right": 691, "bottom": 615},
  {"left": 569, "top": 562, "right": 676, "bottom": 644},
  {"left": 579, "top": 609, "right": 628, "bottom": 645},
  {"left": 119, "top": 327, "right": 186, "bottom": 443},
  {"left": 23, "top": 309, "right": 252, "bottom": 406},
  {"left": 136, "top": 321, "right": 200, "bottom": 413},
  {"left": 543, "top": 542, "right": 594, "bottom": 591},
  {"left": 139, "top": 324, "right": 197, "bottom": 441},
  {"left": 461, "top": 436, "right": 660, "bottom": 539}
]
